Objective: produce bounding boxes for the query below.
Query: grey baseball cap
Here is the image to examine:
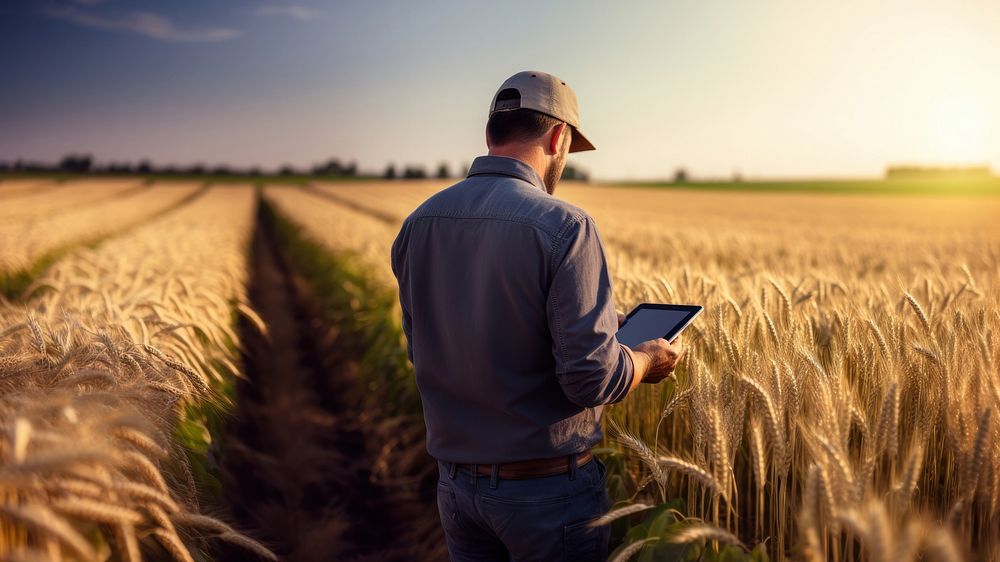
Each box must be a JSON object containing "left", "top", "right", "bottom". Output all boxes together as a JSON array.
[{"left": 488, "top": 70, "right": 596, "bottom": 153}]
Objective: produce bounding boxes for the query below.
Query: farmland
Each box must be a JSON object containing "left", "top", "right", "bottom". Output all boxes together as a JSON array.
[
  {"left": 275, "top": 179, "right": 1000, "bottom": 561},
  {"left": 0, "top": 180, "right": 276, "bottom": 561},
  {"left": 1, "top": 176, "right": 998, "bottom": 561}
]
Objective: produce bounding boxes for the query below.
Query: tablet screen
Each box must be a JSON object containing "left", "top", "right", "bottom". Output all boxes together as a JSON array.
[{"left": 615, "top": 306, "right": 697, "bottom": 348}]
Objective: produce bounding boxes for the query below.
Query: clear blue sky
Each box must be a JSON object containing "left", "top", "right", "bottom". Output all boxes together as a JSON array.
[{"left": 2, "top": 0, "right": 998, "bottom": 180}]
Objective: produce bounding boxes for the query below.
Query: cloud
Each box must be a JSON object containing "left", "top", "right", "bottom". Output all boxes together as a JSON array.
[
  {"left": 256, "top": 4, "right": 320, "bottom": 21},
  {"left": 44, "top": 6, "right": 242, "bottom": 42}
]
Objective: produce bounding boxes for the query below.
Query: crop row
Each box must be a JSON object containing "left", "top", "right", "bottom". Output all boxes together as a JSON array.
[{"left": 0, "top": 185, "right": 274, "bottom": 561}]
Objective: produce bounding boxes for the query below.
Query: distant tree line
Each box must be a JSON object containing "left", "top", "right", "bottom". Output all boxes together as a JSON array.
[
  {"left": 0, "top": 154, "right": 591, "bottom": 183},
  {"left": 0, "top": 155, "right": 365, "bottom": 178},
  {"left": 381, "top": 161, "right": 590, "bottom": 182},
  {"left": 561, "top": 164, "right": 589, "bottom": 182},
  {"left": 886, "top": 165, "right": 993, "bottom": 180}
]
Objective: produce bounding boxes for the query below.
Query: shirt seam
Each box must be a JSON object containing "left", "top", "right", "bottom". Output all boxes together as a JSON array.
[
  {"left": 551, "top": 283, "right": 567, "bottom": 364},
  {"left": 617, "top": 344, "right": 637, "bottom": 402},
  {"left": 466, "top": 171, "right": 541, "bottom": 189},
  {"left": 466, "top": 156, "right": 546, "bottom": 189},
  {"left": 547, "top": 216, "right": 588, "bottom": 365},
  {"left": 408, "top": 213, "right": 567, "bottom": 239}
]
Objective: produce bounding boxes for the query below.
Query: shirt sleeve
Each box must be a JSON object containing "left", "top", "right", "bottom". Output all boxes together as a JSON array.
[
  {"left": 390, "top": 221, "right": 414, "bottom": 363},
  {"left": 546, "top": 216, "right": 634, "bottom": 407}
]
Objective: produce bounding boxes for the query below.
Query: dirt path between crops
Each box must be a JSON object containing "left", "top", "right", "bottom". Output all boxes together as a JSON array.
[{"left": 219, "top": 202, "right": 445, "bottom": 562}]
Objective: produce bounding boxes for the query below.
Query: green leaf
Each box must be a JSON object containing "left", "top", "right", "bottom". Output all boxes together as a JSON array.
[
  {"left": 750, "top": 543, "right": 771, "bottom": 562},
  {"left": 624, "top": 522, "right": 650, "bottom": 544},
  {"left": 641, "top": 498, "right": 684, "bottom": 527},
  {"left": 645, "top": 508, "right": 677, "bottom": 538}
]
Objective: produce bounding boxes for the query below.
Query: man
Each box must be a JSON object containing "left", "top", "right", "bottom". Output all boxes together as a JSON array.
[{"left": 390, "top": 70, "right": 684, "bottom": 561}]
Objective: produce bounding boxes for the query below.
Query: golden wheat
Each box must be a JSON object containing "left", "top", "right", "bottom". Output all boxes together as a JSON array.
[
  {"left": 266, "top": 180, "right": 1000, "bottom": 560},
  {"left": 0, "top": 182, "right": 202, "bottom": 276},
  {"left": 0, "top": 179, "right": 141, "bottom": 222},
  {"left": 1, "top": 185, "right": 276, "bottom": 560}
]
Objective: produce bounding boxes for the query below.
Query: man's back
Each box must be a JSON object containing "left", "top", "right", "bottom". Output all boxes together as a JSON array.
[
  {"left": 391, "top": 155, "right": 634, "bottom": 464},
  {"left": 395, "top": 69, "right": 683, "bottom": 562}
]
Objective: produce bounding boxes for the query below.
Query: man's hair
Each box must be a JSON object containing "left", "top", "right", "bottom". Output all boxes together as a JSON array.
[{"left": 487, "top": 89, "right": 561, "bottom": 146}]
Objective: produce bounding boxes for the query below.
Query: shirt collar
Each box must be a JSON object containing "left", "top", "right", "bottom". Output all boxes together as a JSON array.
[{"left": 466, "top": 155, "right": 546, "bottom": 192}]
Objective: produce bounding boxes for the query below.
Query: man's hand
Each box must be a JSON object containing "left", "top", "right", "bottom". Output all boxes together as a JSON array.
[
  {"left": 616, "top": 310, "right": 627, "bottom": 328},
  {"left": 634, "top": 336, "right": 684, "bottom": 383},
  {"left": 625, "top": 336, "right": 685, "bottom": 389}
]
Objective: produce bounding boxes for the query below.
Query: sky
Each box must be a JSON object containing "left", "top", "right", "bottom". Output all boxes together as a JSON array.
[{"left": 2, "top": 0, "right": 999, "bottom": 181}]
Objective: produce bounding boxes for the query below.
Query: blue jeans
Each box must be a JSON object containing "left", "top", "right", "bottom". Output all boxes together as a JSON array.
[{"left": 435, "top": 456, "right": 611, "bottom": 561}]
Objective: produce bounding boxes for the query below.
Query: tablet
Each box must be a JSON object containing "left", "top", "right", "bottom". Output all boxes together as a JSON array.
[{"left": 615, "top": 303, "right": 703, "bottom": 348}]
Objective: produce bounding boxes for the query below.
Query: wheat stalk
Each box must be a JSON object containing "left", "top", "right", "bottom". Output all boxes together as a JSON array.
[
  {"left": 609, "top": 537, "right": 659, "bottom": 562},
  {"left": 667, "top": 523, "right": 745, "bottom": 548},
  {"left": 588, "top": 503, "right": 654, "bottom": 527},
  {"left": 657, "top": 455, "right": 729, "bottom": 502}
]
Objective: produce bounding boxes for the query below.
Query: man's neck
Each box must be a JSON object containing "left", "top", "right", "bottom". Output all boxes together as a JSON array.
[{"left": 487, "top": 146, "right": 547, "bottom": 186}]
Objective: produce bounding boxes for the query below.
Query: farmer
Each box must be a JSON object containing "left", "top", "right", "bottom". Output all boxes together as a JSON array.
[{"left": 390, "top": 70, "right": 684, "bottom": 561}]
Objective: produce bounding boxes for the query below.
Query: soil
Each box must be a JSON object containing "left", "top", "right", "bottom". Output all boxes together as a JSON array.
[{"left": 217, "top": 203, "right": 444, "bottom": 561}]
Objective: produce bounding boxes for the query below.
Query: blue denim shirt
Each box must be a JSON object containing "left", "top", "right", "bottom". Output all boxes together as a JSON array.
[{"left": 390, "top": 155, "right": 635, "bottom": 464}]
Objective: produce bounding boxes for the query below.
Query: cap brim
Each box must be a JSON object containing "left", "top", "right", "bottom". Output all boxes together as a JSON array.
[{"left": 568, "top": 127, "right": 596, "bottom": 153}]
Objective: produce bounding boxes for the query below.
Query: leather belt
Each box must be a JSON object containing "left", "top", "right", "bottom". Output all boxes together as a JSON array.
[{"left": 456, "top": 450, "right": 594, "bottom": 480}]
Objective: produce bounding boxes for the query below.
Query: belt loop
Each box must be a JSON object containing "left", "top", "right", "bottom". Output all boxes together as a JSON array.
[
  {"left": 471, "top": 464, "right": 478, "bottom": 489},
  {"left": 568, "top": 453, "right": 578, "bottom": 481},
  {"left": 448, "top": 461, "right": 457, "bottom": 480},
  {"left": 489, "top": 464, "right": 499, "bottom": 489}
]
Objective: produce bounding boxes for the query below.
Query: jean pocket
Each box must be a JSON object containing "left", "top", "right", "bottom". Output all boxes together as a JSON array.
[
  {"left": 594, "top": 456, "right": 607, "bottom": 483},
  {"left": 480, "top": 491, "right": 571, "bottom": 507},
  {"left": 582, "top": 456, "right": 608, "bottom": 489},
  {"left": 563, "top": 517, "right": 607, "bottom": 562},
  {"left": 437, "top": 481, "right": 461, "bottom": 529}
]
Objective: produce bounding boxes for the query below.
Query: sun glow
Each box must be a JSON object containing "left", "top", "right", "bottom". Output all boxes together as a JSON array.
[{"left": 926, "top": 91, "right": 991, "bottom": 165}]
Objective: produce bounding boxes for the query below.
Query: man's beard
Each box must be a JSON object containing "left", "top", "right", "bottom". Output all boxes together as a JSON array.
[{"left": 543, "top": 150, "right": 567, "bottom": 195}]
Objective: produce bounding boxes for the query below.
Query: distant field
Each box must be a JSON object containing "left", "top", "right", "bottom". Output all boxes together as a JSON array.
[
  {"left": 0, "top": 172, "right": 378, "bottom": 186},
  {"left": 4, "top": 172, "right": 999, "bottom": 195},
  {"left": 624, "top": 176, "right": 1000, "bottom": 195}
]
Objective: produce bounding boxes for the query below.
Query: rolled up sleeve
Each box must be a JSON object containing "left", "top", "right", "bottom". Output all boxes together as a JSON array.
[{"left": 546, "top": 216, "right": 634, "bottom": 407}]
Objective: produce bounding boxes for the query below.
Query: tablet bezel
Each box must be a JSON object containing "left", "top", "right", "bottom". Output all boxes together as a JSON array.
[{"left": 621, "top": 303, "right": 703, "bottom": 344}]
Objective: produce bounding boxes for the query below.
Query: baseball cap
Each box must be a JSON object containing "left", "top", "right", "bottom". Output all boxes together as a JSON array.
[{"left": 488, "top": 70, "right": 596, "bottom": 153}]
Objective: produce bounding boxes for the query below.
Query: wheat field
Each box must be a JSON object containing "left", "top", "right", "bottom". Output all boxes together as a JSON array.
[
  {"left": 0, "top": 179, "right": 140, "bottom": 221},
  {"left": 0, "top": 181, "right": 203, "bottom": 276},
  {"left": 284, "top": 180, "right": 1000, "bottom": 561},
  {"left": 1, "top": 177, "right": 997, "bottom": 561},
  {"left": 0, "top": 182, "right": 275, "bottom": 561}
]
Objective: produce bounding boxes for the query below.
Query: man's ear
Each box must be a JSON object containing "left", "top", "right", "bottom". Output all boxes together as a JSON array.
[{"left": 547, "top": 123, "right": 567, "bottom": 155}]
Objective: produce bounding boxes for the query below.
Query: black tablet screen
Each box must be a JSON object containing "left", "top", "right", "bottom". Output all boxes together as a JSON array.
[{"left": 615, "top": 307, "right": 693, "bottom": 348}]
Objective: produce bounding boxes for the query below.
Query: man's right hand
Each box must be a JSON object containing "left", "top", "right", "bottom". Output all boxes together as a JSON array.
[{"left": 631, "top": 336, "right": 685, "bottom": 384}]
